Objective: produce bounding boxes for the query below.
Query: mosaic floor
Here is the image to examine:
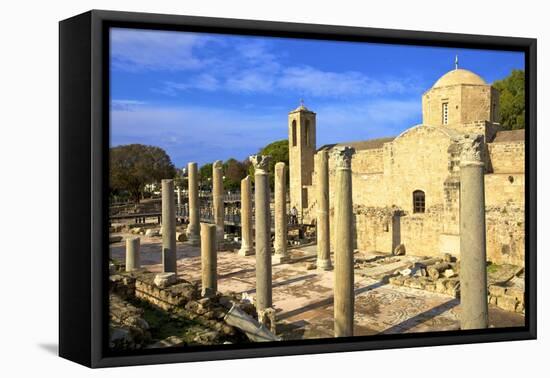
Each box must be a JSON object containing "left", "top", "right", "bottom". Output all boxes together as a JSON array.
[{"left": 110, "top": 235, "right": 525, "bottom": 339}]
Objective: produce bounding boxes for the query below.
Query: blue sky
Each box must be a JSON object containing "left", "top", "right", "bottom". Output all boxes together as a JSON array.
[{"left": 110, "top": 27, "right": 524, "bottom": 168}]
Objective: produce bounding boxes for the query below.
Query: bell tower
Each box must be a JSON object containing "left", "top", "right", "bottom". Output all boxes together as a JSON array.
[{"left": 288, "top": 101, "right": 316, "bottom": 218}]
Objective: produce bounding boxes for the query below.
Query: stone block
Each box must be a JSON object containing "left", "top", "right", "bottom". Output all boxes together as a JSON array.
[
  {"left": 505, "top": 287, "right": 524, "bottom": 302},
  {"left": 435, "top": 279, "right": 448, "bottom": 293},
  {"left": 425, "top": 283, "right": 436, "bottom": 292},
  {"left": 443, "top": 269, "right": 456, "bottom": 278},
  {"left": 409, "top": 279, "right": 425, "bottom": 290},
  {"left": 153, "top": 272, "right": 177, "bottom": 288},
  {"left": 497, "top": 295, "right": 518, "bottom": 312},
  {"left": 145, "top": 229, "right": 159, "bottom": 237},
  {"left": 489, "top": 285, "right": 507, "bottom": 297},
  {"left": 515, "top": 301, "right": 525, "bottom": 313},
  {"left": 176, "top": 232, "right": 187, "bottom": 242}
]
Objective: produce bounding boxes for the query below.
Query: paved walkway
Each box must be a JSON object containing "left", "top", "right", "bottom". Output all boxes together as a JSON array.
[{"left": 110, "top": 235, "right": 524, "bottom": 340}]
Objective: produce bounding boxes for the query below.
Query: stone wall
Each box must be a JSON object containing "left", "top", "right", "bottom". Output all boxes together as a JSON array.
[
  {"left": 421, "top": 84, "right": 498, "bottom": 128},
  {"left": 351, "top": 206, "right": 395, "bottom": 253},
  {"left": 485, "top": 173, "right": 525, "bottom": 207},
  {"left": 308, "top": 122, "right": 524, "bottom": 266},
  {"left": 352, "top": 148, "right": 384, "bottom": 174},
  {"left": 398, "top": 207, "right": 444, "bottom": 257},
  {"left": 485, "top": 204, "right": 525, "bottom": 266},
  {"left": 487, "top": 141, "right": 525, "bottom": 173}
]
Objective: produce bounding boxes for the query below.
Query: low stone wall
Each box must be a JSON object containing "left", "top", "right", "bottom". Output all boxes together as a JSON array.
[
  {"left": 134, "top": 276, "right": 198, "bottom": 311},
  {"left": 109, "top": 270, "right": 257, "bottom": 346},
  {"left": 109, "top": 293, "right": 151, "bottom": 350},
  {"left": 387, "top": 259, "right": 525, "bottom": 314},
  {"left": 389, "top": 275, "right": 461, "bottom": 298}
]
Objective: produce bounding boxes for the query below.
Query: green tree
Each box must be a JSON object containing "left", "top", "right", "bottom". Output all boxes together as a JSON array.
[
  {"left": 248, "top": 139, "right": 289, "bottom": 190},
  {"left": 223, "top": 158, "right": 248, "bottom": 191},
  {"left": 110, "top": 144, "right": 176, "bottom": 203},
  {"left": 493, "top": 69, "right": 525, "bottom": 130},
  {"left": 198, "top": 163, "right": 213, "bottom": 190}
]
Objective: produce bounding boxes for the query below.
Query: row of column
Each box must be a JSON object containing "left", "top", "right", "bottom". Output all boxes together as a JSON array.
[
  {"left": 125, "top": 150, "right": 358, "bottom": 335},
  {"left": 123, "top": 133, "right": 488, "bottom": 334}
]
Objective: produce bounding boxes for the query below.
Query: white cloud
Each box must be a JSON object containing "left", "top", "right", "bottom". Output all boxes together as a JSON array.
[
  {"left": 277, "top": 66, "right": 412, "bottom": 97},
  {"left": 110, "top": 98, "right": 422, "bottom": 166},
  {"left": 156, "top": 74, "right": 221, "bottom": 95},
  {"left": 110, "top": 29, "right": 421, "bottom": 98},
  {"left": 110, "top": 99, "right": 147, "bottom": 111},
  {"left": 315, "top": 98, "right": 422, "bottom": 144},
  {"left": 155, "top": 64, "right": 419, "bottom": 98},
  {"left": 110, "top": 103, "right": 287, "bottom": 166},
  {"left": 110, "top": 28, "right": 214, "bottom": 72}
]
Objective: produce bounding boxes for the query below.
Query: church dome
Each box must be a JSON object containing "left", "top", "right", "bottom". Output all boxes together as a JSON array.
[{"left": 432, "top": 68, "right": 486, "bottom": 88}]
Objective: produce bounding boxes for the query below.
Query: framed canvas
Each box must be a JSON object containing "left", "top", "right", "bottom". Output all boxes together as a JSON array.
[{"left": 59, "top": 10, "right": 537, "bottom": 368}]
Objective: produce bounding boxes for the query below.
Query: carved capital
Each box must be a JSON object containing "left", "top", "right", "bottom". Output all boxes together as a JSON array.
[
  {"left": 331, "top": 146, "right": 355, "bottom": 169},
  {"left": 213, "top": 160, "right": 223, "bottom": 169},
  {"left": 459, "top": 134, "right": 484, "bottom": 167},
  {"left": 249, "top": 155, "right": 271, "bottom": 175}
]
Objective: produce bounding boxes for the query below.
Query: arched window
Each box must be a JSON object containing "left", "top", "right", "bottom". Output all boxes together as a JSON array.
[
  {"left": 305, "top": 120, "right": 310, "bottom": 146},
  {"left": 292, "top": 120, "right": 297, "bottom": 147},
  {"left": 413, "top": 190, "right": 425, "bottom": 213}
]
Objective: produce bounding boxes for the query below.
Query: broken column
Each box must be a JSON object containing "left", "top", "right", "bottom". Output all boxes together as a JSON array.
[
  {"left": 200, "top": 222, "right": 217, "bottom": 297},
  {"left": 238, "top": 175, "right": 254, "bottom": 256},
  {"left": 162, "top": 179, "right": 177, "bottom": 273},
  {"left": 273, "top": 162, "right": 289, "bottom": 264},
  {"left": 213, "top": 160, "right": 225, "bottom": 247},
  {"left": 250, "top": 155, "right": 273, "bottom": 317},
  {"left": 186, "top": 162, "right": 200, "bottom": 245},
  {"left": 459, "top": 134, "right": 489, "bottom": 330},
  {"left": 316, "top": 149, "right": 332, "bottom": 270},
  {"left": 332, "top": 146, "right": 355, "bottom": 337},
  {"left": 125, "top": 236, "right": 140, "bottom": 271}
]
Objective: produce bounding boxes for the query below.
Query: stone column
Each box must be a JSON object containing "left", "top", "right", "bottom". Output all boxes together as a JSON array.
[
  {"left": 459, "top": 134, "right": 489, "bottom": 330},
  {"left": 176, "top": 186, "right": 182, "bottom": 206},
  {"left": 273, "top": 162, "right": 289, "bottom": 264},
  {"left": 186, "top": 162, "right": 200, "bottom": 245},
  {"left": 213, "top": 160, "right": 225, "bottom": 247},
  {"left": 200, "top": 222, "right": 217, "bottom": 297},
  {"left": 332, "top": 146, "right": 355, "bottom": 337},
  {"left": 125, "top": 236, "right": 140, "bottom": 271},
  {"left": 316, "top": 150, "right": 332, "bottom": 270},
  {"left": 162, "top": 179, "right": 177, "bottom": 273},
  {"left": 250, "top": 155, "right": 272, "bottom": 314},
  {"left": 238, "top": 175, "right": 254, "bottom": 256}
]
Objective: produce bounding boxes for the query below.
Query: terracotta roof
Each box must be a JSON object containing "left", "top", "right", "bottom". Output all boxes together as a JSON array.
[
  {"left": 318, "top": 137, "right": 395, "bottom": 152},
  {"left": 492, "top": 129, "right": 525, "bottom": 143}
]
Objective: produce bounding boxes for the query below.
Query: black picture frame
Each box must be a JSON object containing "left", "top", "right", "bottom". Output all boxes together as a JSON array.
[{"left": 59, "top": 9, "right": 537, "bottom": 368}]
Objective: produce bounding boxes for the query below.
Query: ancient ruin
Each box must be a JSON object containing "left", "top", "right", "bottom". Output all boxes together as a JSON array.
[{"left": 108, "top": 66, "right": 525, "bottom": 350}]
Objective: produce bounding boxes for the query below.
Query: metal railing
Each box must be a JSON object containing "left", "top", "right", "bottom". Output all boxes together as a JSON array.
[{"left": 176, "top": 204, "right": 302, "bottom": 227}]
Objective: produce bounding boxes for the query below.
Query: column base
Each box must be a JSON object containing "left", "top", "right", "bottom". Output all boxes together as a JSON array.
[
  {"left": 186, "top": 235, "right": 200, "bottom": 246},
  {"left": 272, "top": 254, "right": 291, "bottom": 264},
  {"left": 257, "top": 307, "right": 277, "bottom": 334},
  {"left": 201, "top": 287, "right": 217, "bottom": 298},
  {"left": 316, "top": 258, "right": 333, "bottom": 271},
  {"left": 238, "top": 247, "right": 254, "bottom": 256}
]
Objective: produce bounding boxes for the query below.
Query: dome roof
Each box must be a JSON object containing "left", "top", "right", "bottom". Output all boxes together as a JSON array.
[{"left": 432, "top": 68, "right": 486, "bottom": 88}]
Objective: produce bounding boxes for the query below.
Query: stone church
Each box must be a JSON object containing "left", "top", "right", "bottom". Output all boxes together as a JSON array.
[{"left": 288, "top": 67, "right": 525, "bottom": 267}]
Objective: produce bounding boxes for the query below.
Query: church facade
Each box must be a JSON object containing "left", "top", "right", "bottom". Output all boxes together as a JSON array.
[{"left": 288, "top": 68, "right": 525, "bottom": 267}]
